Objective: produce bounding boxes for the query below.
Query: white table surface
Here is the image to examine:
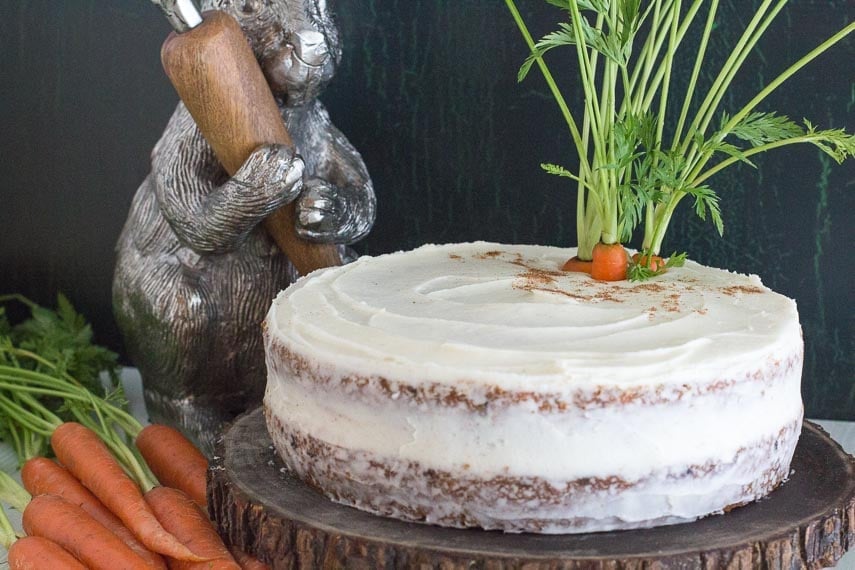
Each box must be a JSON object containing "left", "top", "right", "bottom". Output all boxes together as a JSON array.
[{"left": 1, "top": 369, "right": 854, "bottom": 568}]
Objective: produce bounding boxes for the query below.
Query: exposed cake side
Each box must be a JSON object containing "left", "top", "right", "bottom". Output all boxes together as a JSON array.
[
  {"left": 267, "top": 242, "right": 802, "bottom": 390},
  {"left": 265, "top": 410, "right": 801, "bottom": 533},
  {"left": 263, "top": 242, "right": 804, "bottom": 533}
]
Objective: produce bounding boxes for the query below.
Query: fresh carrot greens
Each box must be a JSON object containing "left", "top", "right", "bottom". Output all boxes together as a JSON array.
[
  {"left": 628, "top": 251, "right": 686, "bottom": 281},
  {"left": 506, "top": 0, "right": 855, "bottom": 278},
  {"left": 0, "top": 294, "right": 120, "bottom": 395},
  {"left": 0, "top": 294, "right": 139, "bottom": 465},
  {"left": 0, "top": 295, "right": 228, "bottom": 564}
]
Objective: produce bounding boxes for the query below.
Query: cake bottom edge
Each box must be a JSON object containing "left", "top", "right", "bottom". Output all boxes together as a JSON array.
[{"left": 263, "top": 407, "right": 802, "bottom": 534}]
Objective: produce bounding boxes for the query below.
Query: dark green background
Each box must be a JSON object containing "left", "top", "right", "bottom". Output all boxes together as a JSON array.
[{"left": 1, "top": 1, "right": 852, "bottom": 418}]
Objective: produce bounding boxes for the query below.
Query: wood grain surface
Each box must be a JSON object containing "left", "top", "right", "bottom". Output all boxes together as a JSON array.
[
  {"left": 209, "top": 408, "right": 855, "bottom": 569},
  {"left": 160, "top": 11, "right": 341, "bottom": 275}
]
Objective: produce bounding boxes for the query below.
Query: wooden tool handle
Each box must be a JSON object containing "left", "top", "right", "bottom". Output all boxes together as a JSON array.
[{"left": 160, "top": 11, "right": 341, "bottom": 275}]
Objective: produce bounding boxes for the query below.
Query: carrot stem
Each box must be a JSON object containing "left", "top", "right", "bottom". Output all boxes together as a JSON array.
[
  {"left": 692, "top": 133, "right": 854, "bottom": 187},
  {"left": 13, "top": 392, "right": 63, "bottom": 427},
  {"left": 0, "top": 394, "right": 57, "bottom": 436},
  {"left": 0, "top": 366, "right": 143, "bottom": 436},
  {"left": 687, "top": 19, "right": 855, "bottom": 183},
  {"left": 504, "top": 0, "right": 592, "bottom": 180},
  {"left": 0, "top": 357, "right": 157, "bottom": 494},
  {"left": 0, "top": 471, "right": 31, "bottom": 513},
  {"left": 67, "top": 407, "right": 156, "bottom": 492},
  {"left": 4, "top": 422, "right": 24, "bottom": 461},
  {"left": 0, "top": 504, "right": 16, "bottom": 551}
]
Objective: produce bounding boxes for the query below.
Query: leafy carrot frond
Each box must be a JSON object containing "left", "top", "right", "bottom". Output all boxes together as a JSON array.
[
  {"left": 628, "top": 251, "right": 687, "bottom": 282},
  {"left": 708, "top": 112, "right": 854, "bottom": 170},
  {"left": 16, "top": 293, "right": 118, "bottom": 393},
  {"left": 4, "top": 294, "right": 120, "bottom": 396},
  {"left": 647, "top": 150, "right": 690, "bottom": 193},
  {"left": 697, "top": 136, "right": 756, "bottom": 168},
  {"left": 618, "top": 184, "right": 647, "bottom": 243},
  {"left": 518, "top": 23, "right": 576, "bottom": 81},
  {"left": 508, "top": 1, "right": 853, "bottom": 271},
  {"left": 521, "top": 0, "right": 645, "bottom": 83},
  {"left": 684, "top": 185, "right": 724, "bottom": 236},
  {"left": 722, "top": 111, "right": 804, "bottom": 146},
  {"left": 0, "top": 295, "right": 125, "bottom": 426},
  {"left": 103, "top": 384, "right": 131, "bottom": 411},
  {"left": 608, "top": 111, "right": 655, "bottom": 171},
  {"left": 0, "top": 295, "right": 147, "bottom": 475},
  {"left": 803, "top": 120, "right": 855, "bottom": 164},
  {"left": 542, "top": 162, "right": 579, "bottom": 179},
  {"left": 579, "top": 7, "right": 639, "bottom": 65}
]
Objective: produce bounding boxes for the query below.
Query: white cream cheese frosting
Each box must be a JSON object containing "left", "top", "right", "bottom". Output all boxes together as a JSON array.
[{"left": 263, "top": 242, "right": 804, "bottom": 533}]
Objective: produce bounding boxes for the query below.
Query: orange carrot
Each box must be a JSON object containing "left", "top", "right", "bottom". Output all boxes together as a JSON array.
[
  {"left": 136, "top": 425, "right": 271, "bottom": 569},
  {"left": 22, "top": 494, "right": 152, "bottom": 570},
  {"left": 561, "top": 256, "right": 593, "bottom": 274},
  {"left": 145, "top": 486, "right": 240, "bottom": 570},
  {"left": 232, "top": 547, "right": 272, "bottom": 570},
  {"left": 50, "top": 422, "right": 203, "bottom": 562},
  {"left": 7, "top": 535, "right": 89, "bottom": 570},
  {"left": 136, "top": 424, "right": 209, "bottom": 509},
  {"left": 632, "top": 252, "right": 665, "bottom": 272},
  {"left": 21, "top": 456, "right": 167, "bottom": 570},
  {"left": 591, "top": 242, "right": 628, "bottom": 281}
]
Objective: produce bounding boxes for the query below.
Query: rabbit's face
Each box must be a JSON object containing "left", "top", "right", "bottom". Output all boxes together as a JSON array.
[{"left": 204, "top": 0, "right": 341, "bottom": 106}]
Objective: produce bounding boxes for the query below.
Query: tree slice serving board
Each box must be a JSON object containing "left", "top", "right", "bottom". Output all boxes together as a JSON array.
[{"left": 209, "top": 408, "right": 855, "bottom": 569}]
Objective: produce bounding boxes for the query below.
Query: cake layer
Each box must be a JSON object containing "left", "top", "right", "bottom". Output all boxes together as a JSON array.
[
  {"left": 264, "top": 357, "right": 802, "bottom": 480},
  {"left": 263, "top": 242, "right": 804, "bottom": 532},
  {"left": 265, "top": 410, "right": 801, "bottom": 533},
  {"left": 268, "top": 243, "right": 801, "bottom": 391}
]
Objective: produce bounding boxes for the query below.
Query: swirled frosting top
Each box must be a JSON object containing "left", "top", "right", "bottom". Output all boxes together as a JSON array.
[{"left": 268, "top": 242, "right": 801, "bottom": 390}]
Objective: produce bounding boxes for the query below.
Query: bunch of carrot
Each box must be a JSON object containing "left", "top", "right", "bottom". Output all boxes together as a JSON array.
[
  {"left": 0, "top": 345, "right": 270, "bottom": 569},
  {"left": 562, "top": 243, "right": 673, "bottom": 282}
]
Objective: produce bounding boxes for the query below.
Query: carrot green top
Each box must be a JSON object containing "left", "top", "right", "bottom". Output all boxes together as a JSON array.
[{"left": 506, "top": 0, "right": 854, "bottom": 275}]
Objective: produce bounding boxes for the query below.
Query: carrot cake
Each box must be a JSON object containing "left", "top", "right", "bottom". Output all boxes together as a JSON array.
[{"left": 262, "top": 242, "right": 804, "bottom": 533}]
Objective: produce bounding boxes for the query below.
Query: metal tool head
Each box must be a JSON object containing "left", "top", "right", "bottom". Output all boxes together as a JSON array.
[{"left": 151, "top": 0, "right": 204, "bottom": 33}]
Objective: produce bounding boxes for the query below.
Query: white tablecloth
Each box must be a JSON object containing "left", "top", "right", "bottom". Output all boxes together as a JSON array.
[{"left": 1, "top": 369, "right": 854, "bottom": 568}]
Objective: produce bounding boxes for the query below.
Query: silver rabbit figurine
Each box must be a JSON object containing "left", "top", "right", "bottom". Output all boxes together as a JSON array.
[{"left": 114, "top": 0, "right": 375, "bottom": 450}]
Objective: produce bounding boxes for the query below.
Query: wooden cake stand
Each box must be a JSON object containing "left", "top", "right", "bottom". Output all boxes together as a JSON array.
[{"left": 209, "top": 409, "right": 855, "bottom": 569}]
